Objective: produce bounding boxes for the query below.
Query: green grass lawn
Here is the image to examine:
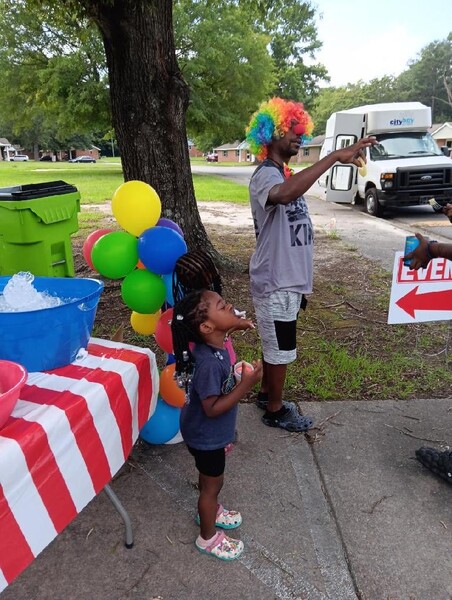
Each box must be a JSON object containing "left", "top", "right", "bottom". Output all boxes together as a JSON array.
[
  {"left": 0, "top": 160, "right": 249, "bottom": 204},
  {"left": 192, "top": 173, "right": 248, "bottom": 203},
  {"left": 0, "top": 160, "right": 124, "bottom": 204}
]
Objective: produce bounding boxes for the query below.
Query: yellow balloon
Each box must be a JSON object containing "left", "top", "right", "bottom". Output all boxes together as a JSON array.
[
  {"left": 112, "top": 180, "right": 161, "bottom": 236},
  {"left": 130, "top": 310, "right": 162, "bottom": 336}
]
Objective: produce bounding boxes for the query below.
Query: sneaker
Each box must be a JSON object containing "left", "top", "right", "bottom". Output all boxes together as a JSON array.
[
  {"left": 262, "top": 406, "right": 314, "bottom": 432},
  {"left": 195, "top": 531, "right": 244, "bottom": 561}
]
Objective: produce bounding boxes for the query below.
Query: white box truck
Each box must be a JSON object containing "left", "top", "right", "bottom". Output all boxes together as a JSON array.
[{"left": 319, "top": 102, "right": 452, "bottom": 217}]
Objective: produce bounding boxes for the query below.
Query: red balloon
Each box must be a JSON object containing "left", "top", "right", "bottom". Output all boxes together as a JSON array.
[
  {"left": 155, "top": 307, "right": 173, "bottom": 354},
  {"left": 83, "top": 229, "right": 113, "bottom": 270}
]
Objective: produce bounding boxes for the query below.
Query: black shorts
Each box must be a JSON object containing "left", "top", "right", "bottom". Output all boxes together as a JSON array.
[{"left": 187, "top": 446, "right": 225, "bottom": 478}]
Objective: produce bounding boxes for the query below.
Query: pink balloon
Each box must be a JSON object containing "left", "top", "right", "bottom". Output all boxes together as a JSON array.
[
  {"left": 83, "top": 229, "right": 113, "bottom": 270},
  {"left": 155, "top": 307, "right": 173, "bottom": 354}
]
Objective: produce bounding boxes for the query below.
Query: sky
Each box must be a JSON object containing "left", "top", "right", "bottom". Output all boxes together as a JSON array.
[{"left": 310, "top": 0, "right": 452, "bottom": 87}]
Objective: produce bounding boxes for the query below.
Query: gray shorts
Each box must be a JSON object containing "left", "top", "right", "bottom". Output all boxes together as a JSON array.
[{"left": 252, "top": 291, "right": 304, "bottom": 365}]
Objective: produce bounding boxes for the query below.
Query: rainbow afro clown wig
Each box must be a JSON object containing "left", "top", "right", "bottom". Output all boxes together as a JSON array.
[{"left": 246, "top": 97, "right": 314, "bottom": 161}]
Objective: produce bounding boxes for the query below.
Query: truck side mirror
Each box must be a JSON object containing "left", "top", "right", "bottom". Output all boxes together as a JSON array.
[{"left": 440, "top": 146, "right": 451, "bottom": 157}]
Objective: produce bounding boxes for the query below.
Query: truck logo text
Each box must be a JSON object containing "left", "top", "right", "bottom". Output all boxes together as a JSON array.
[{"left": 390, "top": 117, "right": 414, "bottom": 126}]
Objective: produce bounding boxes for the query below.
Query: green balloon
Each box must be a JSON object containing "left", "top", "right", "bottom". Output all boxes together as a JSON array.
[
  {"left": 121, "top": 269, "right": 166, "bottom": 313},
  {"left": 91, "top": 231, "right": 138, "bottom": 279}
]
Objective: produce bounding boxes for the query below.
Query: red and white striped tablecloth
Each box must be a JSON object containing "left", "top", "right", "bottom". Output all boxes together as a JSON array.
[{"left": 0, "top": 337, "right": 159, "bottom": 592}]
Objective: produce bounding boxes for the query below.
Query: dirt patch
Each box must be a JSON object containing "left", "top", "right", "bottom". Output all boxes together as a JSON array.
[{"left": 74, "top": 209, "right": 452, "bottom": 402}]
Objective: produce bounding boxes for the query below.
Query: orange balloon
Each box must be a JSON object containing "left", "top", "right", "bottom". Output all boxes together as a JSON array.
[{"left": 159, "top": 363, "right": 186, "bottom": 408}]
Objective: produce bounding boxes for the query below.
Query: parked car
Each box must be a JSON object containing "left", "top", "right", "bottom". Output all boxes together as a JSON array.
[
  {"left": 39, "top": 155, "right": 53, "bottom": 162},
  {"left": 69, "top": 155, "right": 96, "bottom": 163},
  {"left": 206, "top": 153, "right": 218, "bottom": 162},
  {"left": 10, "top": 155, "right": 29, "bottom": 162}
]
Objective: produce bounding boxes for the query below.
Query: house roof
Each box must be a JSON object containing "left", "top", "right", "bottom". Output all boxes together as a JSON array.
[
  {"left": 428, "top": 123, "right": 445, "bottom": 134},
  {"left": 0, "top": 138, "right": 11, "bottom": 146},
  {"left": 304, "top": 134, "right": 325, "bottom": 147},
  {"left": 215, "top": 140, "right": 244, "bottom": 151},
  {"left": 430, "top": 122, "right": 452, "bottom": 138}
]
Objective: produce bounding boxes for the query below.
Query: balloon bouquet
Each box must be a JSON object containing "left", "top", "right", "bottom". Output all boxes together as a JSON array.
[{"left": 82, "top": 180, "right": 188, "bottom": 445}]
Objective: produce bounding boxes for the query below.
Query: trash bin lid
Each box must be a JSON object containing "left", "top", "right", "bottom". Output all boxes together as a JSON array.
[{"left": 0, "top": 180, "right": 78, "bottom": 201}]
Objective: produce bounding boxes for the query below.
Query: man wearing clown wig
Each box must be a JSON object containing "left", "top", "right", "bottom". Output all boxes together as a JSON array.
[{"left": 246, "top": 97, "right": 376, "bottom": 432}]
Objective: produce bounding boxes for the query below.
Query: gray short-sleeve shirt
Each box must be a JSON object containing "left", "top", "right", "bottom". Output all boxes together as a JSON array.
[{"left": 249, "top": 161, "right": 314, "bottom": 298}]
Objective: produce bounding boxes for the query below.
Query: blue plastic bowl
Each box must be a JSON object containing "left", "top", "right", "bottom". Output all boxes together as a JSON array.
[{"left": 0, "top": 276, "right": 104, "bottom": 372}]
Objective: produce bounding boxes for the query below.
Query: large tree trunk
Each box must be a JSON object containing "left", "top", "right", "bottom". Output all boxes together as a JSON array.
[{"left": 82, "top": 0, "right": 214, "bottom": 253}]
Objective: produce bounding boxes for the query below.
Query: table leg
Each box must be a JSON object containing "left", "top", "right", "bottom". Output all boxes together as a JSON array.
[{"left": 104, "top": 483, "right": 134, "bottom": 549}]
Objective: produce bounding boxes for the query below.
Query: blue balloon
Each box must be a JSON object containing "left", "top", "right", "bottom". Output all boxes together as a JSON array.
[
  {"left": 162, "top": 273, "right": 174, "bottom": 306},
  {"left": 166, "top": 353, "right": 176, "bottom": 365},
  {"left": 140, "top": 397, "right": 181, "bottom": 445},
  {"left": 138, "top": 226, "right": 187, "bottom": 275}
]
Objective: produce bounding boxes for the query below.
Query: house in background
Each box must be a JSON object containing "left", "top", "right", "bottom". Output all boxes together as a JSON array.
[
  {"left": 68, "top": 145, "right": 101, "bottom": 161},
  {"left": 188, "top": 139, "right": 203, "bottom": 158},
  {"left": 214, "top": 140, "right": 254, "bottom": 163},
  {"left": 430, "top": 123, "right": 452, "bottom": 154},
  {"left": 296, "top": 135, "right": 325, "bottom": 164},
  {"left": 213, "top": 136, "right": 323, "bottom": 165}
]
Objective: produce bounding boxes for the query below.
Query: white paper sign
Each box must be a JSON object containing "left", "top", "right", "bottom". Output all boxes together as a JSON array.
[{"left": 388, "top": 252, "right": 452, "bottom": 324}]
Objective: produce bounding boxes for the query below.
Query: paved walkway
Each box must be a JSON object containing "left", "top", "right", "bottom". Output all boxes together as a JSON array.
[{"left": 3, "top": 400, "right": 451, "bottom": 600}]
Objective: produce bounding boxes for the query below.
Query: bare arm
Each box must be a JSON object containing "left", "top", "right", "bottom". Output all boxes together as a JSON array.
[
  {"left": 201, "top": 360, "right": 262, "bottom": 418},
  {"left": 268, "top": 137, "right": 377, "bottom": 206}
]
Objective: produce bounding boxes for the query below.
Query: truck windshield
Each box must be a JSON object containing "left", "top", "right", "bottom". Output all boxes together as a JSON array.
[{"left": 369, "top": 132, "right": 443, "bottom": 160}]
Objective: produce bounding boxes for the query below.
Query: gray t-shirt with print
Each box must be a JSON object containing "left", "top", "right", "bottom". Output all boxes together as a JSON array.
[{"left": 249, "top": 161, "right": 314, "bottom": 299}]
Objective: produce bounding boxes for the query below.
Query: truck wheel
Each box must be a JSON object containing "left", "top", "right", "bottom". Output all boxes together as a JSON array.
[{"left": 365, "top": 188, "right": 382, "bottom": 217}]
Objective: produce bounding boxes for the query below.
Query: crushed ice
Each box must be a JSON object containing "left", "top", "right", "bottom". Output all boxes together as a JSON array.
[{"left": 0, "top": 272, "right": 63, "bottom": 312}]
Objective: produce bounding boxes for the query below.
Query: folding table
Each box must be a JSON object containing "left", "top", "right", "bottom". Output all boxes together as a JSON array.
[{"left": 0, "top": 338, "right": 159, "bottom": 593}]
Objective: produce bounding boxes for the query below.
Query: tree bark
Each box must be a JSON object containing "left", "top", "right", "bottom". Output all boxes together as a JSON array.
[{"left": 81, "top": 0, "right": 215, "bottom": 253}]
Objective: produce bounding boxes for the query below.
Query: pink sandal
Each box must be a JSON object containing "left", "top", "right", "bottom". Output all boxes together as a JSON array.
[
  {"left": 195, "top": 531, "right": 244, "bottom": 561},
  {"left": 196, "top": 504, "right": 242, "bottom": 529}
]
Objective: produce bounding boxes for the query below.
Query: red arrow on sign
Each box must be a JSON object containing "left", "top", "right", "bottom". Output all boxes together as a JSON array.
[{"left": 396, "top": 286, "right": 452, "bottom": 318}]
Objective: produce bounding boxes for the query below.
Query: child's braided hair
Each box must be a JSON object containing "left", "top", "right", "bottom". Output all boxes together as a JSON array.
[
  {"left": 171, "top": 289, "right": 209, "bottom": 390},
  {"left": 172, "top": 250, "right": 222, "bottom": 304}
]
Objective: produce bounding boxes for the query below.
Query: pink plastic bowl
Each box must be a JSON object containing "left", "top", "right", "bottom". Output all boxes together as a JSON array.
[{"left": 0, "top": 360, "right": 28, "bottom": 429}]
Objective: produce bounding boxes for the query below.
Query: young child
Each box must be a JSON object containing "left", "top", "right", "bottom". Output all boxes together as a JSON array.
[
  {"left": 172, "top": 249, "right": 239, "bottom": 455},
  {"left": 171, "top": 289, "right": 262, "bottom": 560}
]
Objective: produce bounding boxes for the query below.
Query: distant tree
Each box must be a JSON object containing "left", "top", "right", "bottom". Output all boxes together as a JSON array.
[
  {"left": 396, "top": 35, "right": 452, "bottom": 122},
  {"left": 311, "top": 34, "right": 452, "bottom": 134},
  {"left": 317, "top": 76, "right": 400, "bottom": 133},
  {"left": 0, "top": 0, "right": 110, "bottom": 155},
  {"left": 174, "top": 0, "right": 275, "bottom": 144},
  {"left": 258, "top": 0, "right": 329, "bottom": 107}
]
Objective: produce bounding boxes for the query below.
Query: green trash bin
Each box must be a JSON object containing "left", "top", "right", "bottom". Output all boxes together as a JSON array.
[{"left": 0, "top": 180, "right": 80, "bottom": 277}]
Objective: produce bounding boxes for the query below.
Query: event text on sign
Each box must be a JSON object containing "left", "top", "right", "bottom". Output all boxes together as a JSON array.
[{"left": 397, "top": 258, "right": 452, "bottom": 283}]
